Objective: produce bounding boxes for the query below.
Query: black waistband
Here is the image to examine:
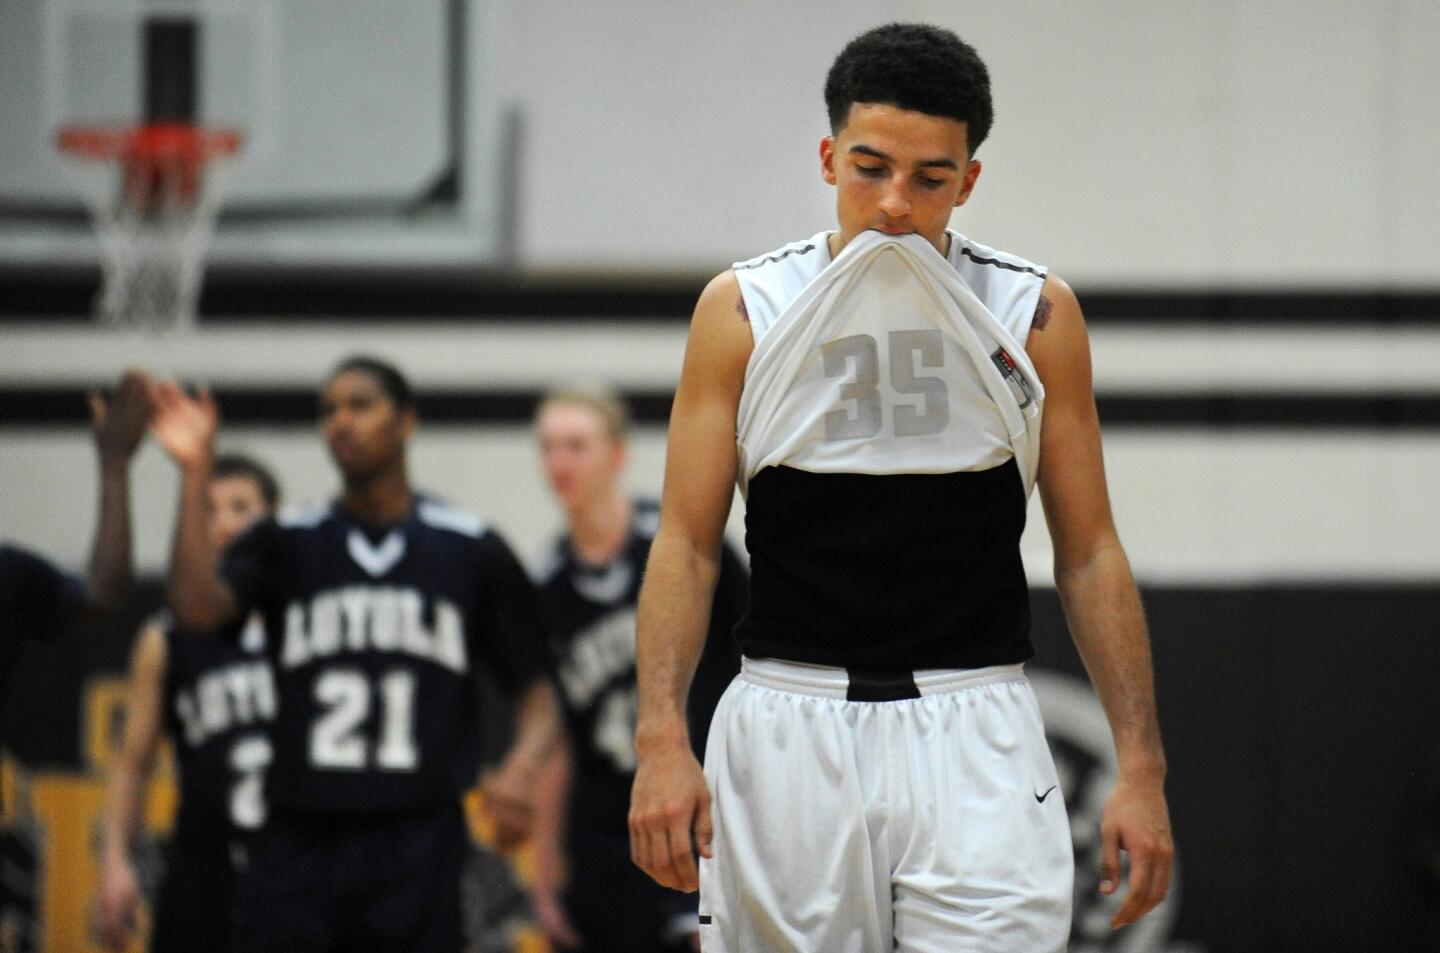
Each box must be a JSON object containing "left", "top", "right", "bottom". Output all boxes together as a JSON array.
[{"left": 845, "top": 668, "right": 922, "bottom": 702}]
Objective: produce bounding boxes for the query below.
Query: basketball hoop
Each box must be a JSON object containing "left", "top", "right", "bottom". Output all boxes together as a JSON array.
[{"left": 58, "top": 123, "right": 241, "bottom": 332}]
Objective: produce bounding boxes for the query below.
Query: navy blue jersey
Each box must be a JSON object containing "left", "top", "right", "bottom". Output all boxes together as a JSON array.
[
  {"left": 0, "top": 545, "right": 84, "bottom": 746},
  {"left": 161, "top": 615, "right": 274, "bottom": 841},
  {"left": 220, "top": 498, "right": 552, "bottom": 815},
  {"left": 536, "top": 501, "right": 745, "bottom": 840}
]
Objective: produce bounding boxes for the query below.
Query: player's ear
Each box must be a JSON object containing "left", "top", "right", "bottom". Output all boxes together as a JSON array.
[
  {"left": 398, "top": 407, "right": 418, "bottom": 442},
  {"left": 954, "top": 159, "right": 982, "bottom": 208},
  {"left": 820, "top": 136, "right": 837, "bottom": 186}
]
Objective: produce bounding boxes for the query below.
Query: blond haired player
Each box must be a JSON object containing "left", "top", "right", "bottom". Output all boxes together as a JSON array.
[{"left": 532, "top": 386, "right": 742, "bottom": 952}]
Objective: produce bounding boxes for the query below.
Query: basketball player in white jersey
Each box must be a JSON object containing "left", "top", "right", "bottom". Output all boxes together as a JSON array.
[{"left": 630, "top": 22, "right": 1173, "bottom": 952}]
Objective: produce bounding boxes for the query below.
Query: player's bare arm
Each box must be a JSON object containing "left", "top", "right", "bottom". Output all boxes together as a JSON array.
[
  {"left": 150, "top": 380, "right": 239, "bottom": 631},
  {"left": 1028, "top": 273, "right": 1174, "bottom": 929},
  {"left": 484, "top": 678, "right": 564, "bottom": 851},
  {"left": 96, "top": 623, "right": 166, "bottom": 951},
  {"left": 529, "top": 742, "right": 583, "bottom": 949},
  {"left": 630, "top": 270, "right": 752, "bottom": 894},
  {"left": 84, "top": 368, "right": 150, "bottom": 617}
]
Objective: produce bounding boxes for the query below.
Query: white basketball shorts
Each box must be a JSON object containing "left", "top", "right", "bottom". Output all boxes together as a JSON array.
[{"left": 698, "top": 657, "right": 1073, "bottom": 952}]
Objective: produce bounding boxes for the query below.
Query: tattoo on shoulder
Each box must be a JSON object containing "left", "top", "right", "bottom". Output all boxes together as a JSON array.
[
  {"left": 735, "top": 294, "right": 750, "bottom": 323},
  {"left": 1032, "top": 294, "right": 1054, "bottom": 332}
]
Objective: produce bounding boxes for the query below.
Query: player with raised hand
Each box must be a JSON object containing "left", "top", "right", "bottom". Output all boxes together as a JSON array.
[
  {"left": 97, "top": 453, "right": 281, "bottom": 953},
  {"left": 1, "top": 367, "right": 150, "bottom": 746},
  {"left": 81, "top": 367, "right": 152, "bottom": 615},
  {"left": 149, "top": 358, "right": 562, "bottom": 952}
]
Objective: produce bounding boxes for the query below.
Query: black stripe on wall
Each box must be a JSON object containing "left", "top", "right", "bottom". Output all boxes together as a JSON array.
[
  {"left": 4, "top": 387, "right": 1439, "bottom": 429},
  {"left": 0, "top": 388, "right": 668, "bottom": 427},
  {"left": 0, "top": 268, "right": 1437, "bottom": 324},
  {"left": 1099, "top": 394, "right": 1440, "bottom": 428}
]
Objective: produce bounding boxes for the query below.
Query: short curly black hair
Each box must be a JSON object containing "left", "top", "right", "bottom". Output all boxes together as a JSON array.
[
  {"left": 212, "top": 453, "right": 281, "bottom": 508},
  {"left": 329, "top": 355, "right": 415, "bottom": 411},
  {"left": 825, "top": 23, "right": 993, "bottom": 155}
]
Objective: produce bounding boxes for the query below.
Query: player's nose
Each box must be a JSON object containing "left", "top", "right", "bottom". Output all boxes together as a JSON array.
[
  {"left": 323, "top": 404, "right": 354, "bottom": 432},
  {"left": 877, "top": 178, "right": 911, "bottom": 218}
]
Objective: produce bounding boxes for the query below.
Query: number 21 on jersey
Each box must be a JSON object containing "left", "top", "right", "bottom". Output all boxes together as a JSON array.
[{"left": 309, "top": 667, "right": 420, "bottom": 772}]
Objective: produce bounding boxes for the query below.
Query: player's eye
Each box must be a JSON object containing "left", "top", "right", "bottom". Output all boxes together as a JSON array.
[
  {"left": 856, "top": 165, "right": 885, "bottom": 178},
  {"left": 917, "top": 176, "right": 946, "bottom": 189}
]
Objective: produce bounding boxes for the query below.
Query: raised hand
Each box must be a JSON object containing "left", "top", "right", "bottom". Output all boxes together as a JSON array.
[
  {"left": 149, "top": 379, "right": 219, "bottom": 471},
  {"left": 90, "top": 368, "right": 152, "bottom": 467}
]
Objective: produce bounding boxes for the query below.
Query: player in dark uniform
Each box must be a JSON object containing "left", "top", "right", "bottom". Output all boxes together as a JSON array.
[
  {"left": 149, "top": 357, "right": 562, "bottom": 953},
  {"left": 1, "top": 368, "right": 145, "bottom": 949},
  {"left": 1, "top": 368, "right": 149, "bottom": 750},
  {"left": 529, "top": 387, "right": 744, "bottom": 953},
  {"left": 98, "top": 454, "right": 281, "bottom": 953}
]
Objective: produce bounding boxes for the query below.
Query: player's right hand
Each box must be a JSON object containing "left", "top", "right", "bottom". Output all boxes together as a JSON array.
[
  {"left": 480, "top": 763, "right": 536, "bottom": 852},
  {"left": 628, "top": 742, "right": 712, "bottom": 893},
  {"left": 149, "top": 379, "right": 219, "bottom": 471},
  {"left": 95, "top": 857, "right": 142, "bottom": 951},
  {"left": 90, "top": 368, "right": 152, "bottom": 466}
]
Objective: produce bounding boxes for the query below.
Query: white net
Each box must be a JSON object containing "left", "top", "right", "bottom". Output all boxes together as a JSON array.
[{"left": 59, "top": 126, "right": 239, "bottom": 333}]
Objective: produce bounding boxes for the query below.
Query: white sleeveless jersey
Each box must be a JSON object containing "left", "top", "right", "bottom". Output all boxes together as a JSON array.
[{"left": 733, "top": 229, "right": 1048, "bottom": 494}]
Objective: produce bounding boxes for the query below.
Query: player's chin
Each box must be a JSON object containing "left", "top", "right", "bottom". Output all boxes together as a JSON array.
[
  {"left": 550, "top": 483, "right": 582, "bottom": 509},
  {"left": 330, "top": 452, "right": 376, "bottom": 481}
]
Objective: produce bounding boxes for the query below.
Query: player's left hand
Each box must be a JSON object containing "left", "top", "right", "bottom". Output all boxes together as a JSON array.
[
  {"left": 1098, "top": 776, "right": 1174, "bottom": 929},
  {"left": 149, "top": 378, "right": 219, "bottom": 471},
  {"left": 481, "top": 764, "right": 535, "bottom": 852}
]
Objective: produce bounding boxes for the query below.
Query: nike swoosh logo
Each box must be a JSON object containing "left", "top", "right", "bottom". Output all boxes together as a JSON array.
[{"left": 1035, "top": 785, "right": 1059, "bottom": 803}]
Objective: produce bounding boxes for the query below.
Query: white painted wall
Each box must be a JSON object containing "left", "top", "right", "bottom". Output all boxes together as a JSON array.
[
  {"left": 3, "top": 320, "right": 1438, "bottom": 583},
  {"left": 490, "top": 0, "right": 1440, "bottom": 285},
  {"left": 4, "top": 424, "right": 1438, "bottom": 585},
  {"left": 0, "top": 425, "right": 720, "bottom": 577},
  {"left": 4, "top": 5, "right": 1438, "bottom": 587},
  {"left": 4, "top": 2, "right": 1437, "bottom": 284},
  {"left": 7, "top": 320, "right": 1440, "bottom": 393}
]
